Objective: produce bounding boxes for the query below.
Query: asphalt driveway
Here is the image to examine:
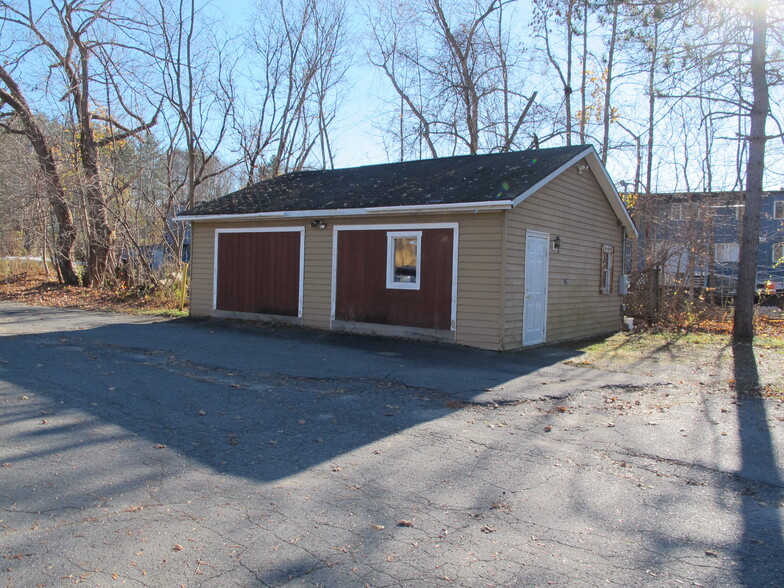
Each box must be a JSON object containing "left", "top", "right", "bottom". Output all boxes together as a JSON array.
[{"left": 1, "top": 302, "right": 782, "bottom": 587}]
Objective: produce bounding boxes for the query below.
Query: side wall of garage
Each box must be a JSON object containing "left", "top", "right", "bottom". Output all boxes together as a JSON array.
[{"left": 501, "top": 161, "right": 625, "bottom": 349}]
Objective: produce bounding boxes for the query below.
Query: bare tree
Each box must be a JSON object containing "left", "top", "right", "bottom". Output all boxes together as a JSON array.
[
  {"left": 366, "top": 1, "right": 439, "bottom": 159},
  {"left": 235, "top": 0, "right": 350, "bottom": 184},
  {"left": 0, "top": 65, "right": 80, "bottom": 284},
  {"left": 0, "top": 0, "right": 159, "bottom": 287},
  {"left": 368, "top": 0, "right": 538, "bottom": 158},
  {"left": 533, "top": 0, "right": 584, "bottom": 146},
  {"left": 734, "top": 0, "right": 769, "bottom": 340},
  {"left": 142, "top": 0, "right": 239, "bottom": 213}
]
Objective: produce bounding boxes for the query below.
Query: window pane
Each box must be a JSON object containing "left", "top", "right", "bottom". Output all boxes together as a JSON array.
[
  {"left": 601, "top": 245, "right": 613, "bottom": 294},
  {"left": 716, "top": 243, "right": 740, "bottom": 263},
  {"left": 775, "top": 201, "right": 784, "bottom": 220},
  {"left": 774, "top": 243, "right": 784, "bottom": 264},
  {"left": 394, "top": 237, "right": 418, "bottom": 283}
]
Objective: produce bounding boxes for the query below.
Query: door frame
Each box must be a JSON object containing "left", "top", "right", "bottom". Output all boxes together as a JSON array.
[{"left": 523, "top": 230, "right": 550, "bottom": 346}]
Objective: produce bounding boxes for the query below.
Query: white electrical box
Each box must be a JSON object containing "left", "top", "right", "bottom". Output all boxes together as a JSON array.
[{"left": 619, "top": 274, "right": 629, "bottom": 295}]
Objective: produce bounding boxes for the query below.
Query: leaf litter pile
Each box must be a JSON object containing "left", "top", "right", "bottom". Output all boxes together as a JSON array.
[{"left": 0, "top": 270, "right": 181, "bottom": 315}]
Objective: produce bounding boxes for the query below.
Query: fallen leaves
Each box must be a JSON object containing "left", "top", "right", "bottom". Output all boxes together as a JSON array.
[{"left": 0, "top": 271, "right": 182, "bottom": 313}]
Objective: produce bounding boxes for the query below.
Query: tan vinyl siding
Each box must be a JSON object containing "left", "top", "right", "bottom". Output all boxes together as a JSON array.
[
  {"left": 302, "top": 227, "right": 332, "bottom": 329},
  {"left": 189, "top": 221, "right": 215, "bottom": 316},
  {"left": 453, "top": 213, "right": 504, "bottom": 350},
  {"left": 502, "top": 162, "right": 624, "bottom": 349},
  {"left": 187, "top": 211, "right": 505, "bottom": 349}
]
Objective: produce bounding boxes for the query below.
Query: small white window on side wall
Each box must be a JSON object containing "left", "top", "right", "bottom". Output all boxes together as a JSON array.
[
  {"left": 773, "top": 243, "right": 784, "bottom": 265},
  {"left": 386, "top": 231, "right": 422, "bottom": 290},
  {"left": 715, "top": 242, "right": 740, "bottom": 263},
  {"left": 774, "top": 200, "right": 784, "bottom": 220},
  {"left": 601, "top": 245, "right": 614, "bottom": 294}
]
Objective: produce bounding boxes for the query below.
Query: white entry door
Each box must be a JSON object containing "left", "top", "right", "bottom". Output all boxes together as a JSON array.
[{"left": 523, "top": 231, "right": 550, "bottom": 346}]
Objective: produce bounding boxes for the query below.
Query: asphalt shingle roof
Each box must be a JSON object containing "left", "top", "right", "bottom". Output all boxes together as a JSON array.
[{"left": 186, "top": 145, "right": 591, "bottom": 216}]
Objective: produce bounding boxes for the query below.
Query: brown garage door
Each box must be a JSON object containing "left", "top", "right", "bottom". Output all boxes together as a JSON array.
[
  {"left": 216, "top": 230, "right": 301, "bottom": 317},
  {"left": 335, "top": 228, "right": 453, "bottom": 330}
]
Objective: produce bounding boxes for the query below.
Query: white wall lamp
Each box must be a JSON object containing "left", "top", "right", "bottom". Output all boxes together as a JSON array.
[
  {"left": 552, "top": 236, "right": 561, "bottom": 252},
  {"left": 310, "top": 219, "right": 327, "bottom": 229}
]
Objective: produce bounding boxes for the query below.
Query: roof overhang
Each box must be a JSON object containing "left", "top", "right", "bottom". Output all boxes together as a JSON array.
[
  {"left": 175, "top": 199, "right": 514, "bottom": 223},
  {"left": 510, "top": 146, "right": 638, "bottom": 239}
]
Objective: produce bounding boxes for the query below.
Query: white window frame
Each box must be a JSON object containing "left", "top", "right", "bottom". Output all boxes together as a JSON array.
[
  {"left": 715, "top": 242, "right": 740, "bottom": 263},
  {"left": 773, "top": 243, "right": 784, "bottom": 265},
  {"left": 601, "top": 245, "right": 614, "bottom": 295},
  {"left": 386, "top": 231, "right": 422, "bottom": 290},
  {"left": 774, "top": 200, "right": 784, "bottom": 220}
]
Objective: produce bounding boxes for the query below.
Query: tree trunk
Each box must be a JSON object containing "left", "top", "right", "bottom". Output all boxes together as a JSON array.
[
  {"left": 564, "top": 0, "right": 574, "bottom": 146},
  {"left": 645, "top": 20, "right": 659, "bottom": 193},
  {"left": 601, "top": 2, "right": 618, "bottom": 165},
  {"left": 579, "top": 1, "right": 588, "bottom": 145},
  {"left": 733, "top": 0, "right": 769, "bottom": 341},
  {"left": 76, "top": 45, "right": 114, "bottom": 288},
  {"left": 0, "top": 66, "right": 79, "bottom": 285}
]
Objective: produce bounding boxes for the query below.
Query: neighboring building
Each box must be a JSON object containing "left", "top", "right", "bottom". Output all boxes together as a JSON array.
[
  {"left": 177, "top": 146, "right": 637, "bottom": 351},
  {"left": 630, "top": 191, "right": 784, "bottom": 294}
]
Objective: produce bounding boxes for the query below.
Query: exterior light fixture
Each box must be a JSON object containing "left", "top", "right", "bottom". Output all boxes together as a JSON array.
[
  {"left": 310, "top": 219, "right": 327, "bottom": 229},
  {"left": 552, "top": 236, "right": 561, "bottom": 252},
  {"left": 577, "top": 162, "right": 589, "bottom": 175}
]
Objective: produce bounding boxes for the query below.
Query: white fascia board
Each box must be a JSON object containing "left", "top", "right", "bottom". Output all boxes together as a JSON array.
[
  {"left": 509, "top": 146, "right": 638, "bottom": 239},
  {"left": 174, "top": 200, "right": 512, "bottom": 223},
  {"left": 176, "top": 211, "right": 288, "bottom": 222},
  {"left": 368, "top": 201, "right": 512, "bottom": 214}
]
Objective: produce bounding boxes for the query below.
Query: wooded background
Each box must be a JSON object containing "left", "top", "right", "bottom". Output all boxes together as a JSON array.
[{"left": 0, "top": 0, "right": 780, "bottom": 334}]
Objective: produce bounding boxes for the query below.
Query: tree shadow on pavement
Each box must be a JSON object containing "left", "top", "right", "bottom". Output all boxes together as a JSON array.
[
  {"left": 0, "top": 312, "right": 583, "bottom": 489},
  {"left": 732, "top": 340, "right": 784, "bottom": 587}
]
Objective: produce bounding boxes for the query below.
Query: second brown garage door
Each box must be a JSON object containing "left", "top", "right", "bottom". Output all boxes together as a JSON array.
[{"left": 335, "top": 227, "right": 454, "bottom": 330}]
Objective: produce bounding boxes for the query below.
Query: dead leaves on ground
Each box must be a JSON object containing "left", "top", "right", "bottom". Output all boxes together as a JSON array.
[{"left": 0, "top": 271, "right": 180, "bottom": 313}]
